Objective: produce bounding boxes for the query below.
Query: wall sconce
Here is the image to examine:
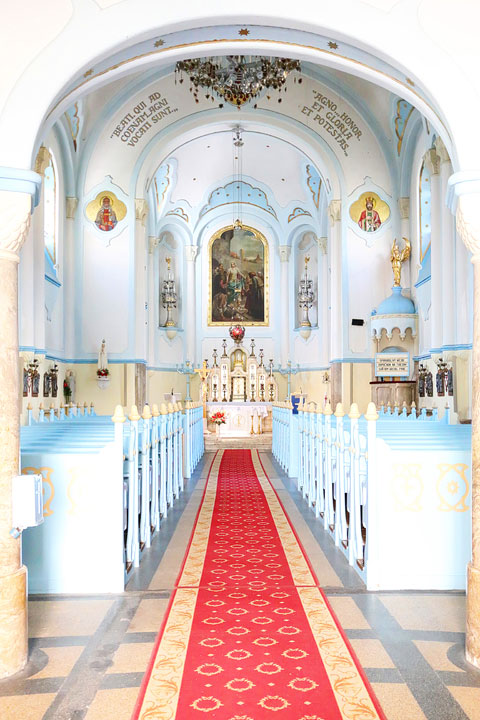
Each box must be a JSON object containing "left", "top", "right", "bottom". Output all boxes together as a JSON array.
[
  {"left": 161, "top": 256, "right": 177, "bottom": 339},
  {"left": 298, "top": 255, "right": 314, "bottom": 339}
]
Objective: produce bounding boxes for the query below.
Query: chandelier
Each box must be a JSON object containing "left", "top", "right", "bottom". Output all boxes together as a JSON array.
[{"left": 175, "top": 55, "right": 301, "bottom": 108}]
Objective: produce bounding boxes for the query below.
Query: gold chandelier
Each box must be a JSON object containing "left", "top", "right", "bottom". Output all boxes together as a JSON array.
[{"left": 175, "top": 55, "right": 301, "bottom": 108}]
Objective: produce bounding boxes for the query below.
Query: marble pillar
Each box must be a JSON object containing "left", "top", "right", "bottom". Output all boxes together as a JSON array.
[
  {"left": 134, "top": 199, "right": 149, "bottom": 363},
  {"left": 424, "top": 148, "right": 442, "bottom": 350},
  {"left": 0, "top": 189, "right": 33, "bottom": 677},
  {"left": 278, "top": 245, "right": 291, "bottom": 367},
  {"left": 454, "top": 191, "right": 480, "bottom": 668},
  {"left": 317, "top": 236, "right": 329, "bottom": 365},
  {"left": 184, "top": 245, "right": 198, "bottom": 364},
  {"left": 436, "top": 138, "right": 456, "bottom": 347},
  {"left": 398, "top": 198, "right": 411, "bottom": 289},
  {"left": 328, "top": 200, "right": 342, "bottom": 361},
  {"left": 64, "top": 197, "right": 78, "bottom": 358}
]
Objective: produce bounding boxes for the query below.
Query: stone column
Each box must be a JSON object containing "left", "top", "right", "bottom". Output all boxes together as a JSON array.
[
  {"left": 436, "top": 138, "right": 456, "bottom": 347},
  {"left": 328, "top": 200, "right": 342, "bottom": 361},
  {"left": 424, "top": 148, "right": 442, "bottom": 350},
  {"left": 454, "top": 189, "right": 480, "bottom": 668},
  {"left": 278, "top": 245, "right": 291, "bottom": 368},
  {"left": 33, "top": 147, "right": 51, "bottom": 353},
  {"left": 184, "top": 245, "right": 198, "bottom": 364},
  {"left": 398, "top": 198, "right": 411, "bottom": 289},
  {"left": 135, "top": 199, "right": 149, "bottom": 364},
  {"left": 0, "top": 189, "right": 34, "bottom": 677},
  {"left": 147, "top": 235, "right": 159, "bottom": 365},
  {"left": 317, "top": 236, "right": 329, "bottom": 365},
  {"left": 64, "top": 197, "right": 78, "bottom": 358}
]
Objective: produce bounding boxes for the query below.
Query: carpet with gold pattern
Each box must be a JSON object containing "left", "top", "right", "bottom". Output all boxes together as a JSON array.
[{"left": 132, "top": 449, "right": 386, "bottom": 719}]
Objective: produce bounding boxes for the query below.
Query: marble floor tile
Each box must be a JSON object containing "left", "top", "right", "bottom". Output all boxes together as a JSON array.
[
  {"left": 30, "top": 645, "right": 84, "bottom": 679},
  {"left": 127, "top": 598, "right": 170, "bottom": 634},
  {"left": 448, "top": 686, "right": 480, "bottom": 719},
  {"left": 414, "top": 640, "right": 464, "bottom": 672},
  {"left": 106, "top": 642, "right": 154, "bottom": 674},
  {"left": 0, "top": 692, "right": 57, "bottom": 720},
  {"left": 84, "top": 687, "right": 140, "bottom": 720},
  {"left": 371, "top": 682, "right": 427, "bottom": 720},
  {"left": 379, "top": 594, "right": 465, "bottom": 633},
  {"left": 349, "top": 638, "right": 396, "bottom": 668},
  {"left": 327, "top": 595, "right": 372, "bottom": 630},
  {"left": 28, "top": 599, "right": 113, "bottom": 637}
]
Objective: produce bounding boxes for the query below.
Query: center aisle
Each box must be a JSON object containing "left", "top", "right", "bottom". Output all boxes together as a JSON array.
[{"left": 132, "top": 449, "right": 386, "bottom": 719}]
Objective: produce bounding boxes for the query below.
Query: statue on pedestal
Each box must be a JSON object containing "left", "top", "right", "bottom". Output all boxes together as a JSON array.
[{"left": 390, "top": 237, "right": 411, "bottom": 287}]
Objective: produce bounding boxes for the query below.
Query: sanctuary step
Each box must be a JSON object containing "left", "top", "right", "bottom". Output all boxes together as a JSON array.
[{"left": 204, "top": 432, "right": 272, "bottom": 451}]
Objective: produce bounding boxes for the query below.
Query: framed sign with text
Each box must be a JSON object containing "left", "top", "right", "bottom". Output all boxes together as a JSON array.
[{"left": 375, "top": 352, "right": 409, "bottom": 378}]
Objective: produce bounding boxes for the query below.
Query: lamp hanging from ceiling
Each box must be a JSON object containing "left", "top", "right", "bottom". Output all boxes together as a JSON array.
[
  {"left": 232, "top": 126, "right": 244, "bottom": 235},
  {"left": 175, "top": 55, "right": 301, "bottom": 109}
]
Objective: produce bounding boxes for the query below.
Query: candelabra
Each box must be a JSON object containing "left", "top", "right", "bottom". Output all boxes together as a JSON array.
[
  {"left": 176, "top": 360, "right": 195, "bottom": 401},
  {"left": 298, "top": 255, "right": 314, "bottom": 338},
  {"left": 161, "top": 257, "right": 177, "bottom": 338}
]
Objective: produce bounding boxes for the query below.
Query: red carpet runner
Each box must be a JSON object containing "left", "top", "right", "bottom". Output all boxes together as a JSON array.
[{"left": 133, "top": 450, "right": 386, "bottom": 719}]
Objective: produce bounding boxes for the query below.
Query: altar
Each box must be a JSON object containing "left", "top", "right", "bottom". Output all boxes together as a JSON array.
[{"left": 207, "top": 402, "right": 270, "bottom": 437}]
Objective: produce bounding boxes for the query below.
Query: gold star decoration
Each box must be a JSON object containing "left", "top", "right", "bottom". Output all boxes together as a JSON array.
[
  {"left": 406, "top": 77, "right": 415, "bottom": 86},
  {"left": 328, "top": 41, "right": 338, "bottom": 49},
  {"left": 83, "top": 69, "right": 93, "bottom": 78},
  {"left": 154, "top": 39, "right": 165, "bottom": 47},
  {"left": 239, "top": 28, "right": 250, "bottom": 36}
]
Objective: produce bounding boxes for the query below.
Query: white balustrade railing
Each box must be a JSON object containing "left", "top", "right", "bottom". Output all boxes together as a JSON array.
[
  {"left": 273, "top": 398, "right": 472, "bottom": 591},
  {"left": 273, "top": 399, "right": 378, "bottom": 581},
  {"left": 20, "top": 398, "right": 204, "bottom": 593}
]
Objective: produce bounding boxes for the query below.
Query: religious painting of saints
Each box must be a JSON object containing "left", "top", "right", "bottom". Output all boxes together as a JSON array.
[
  {"left": 85, "top": 191, "right": 127, "bottom": 232},
  {"left": 209, "top": 225, "right": 269, "bottom": 326},
  {"left": 349, "top": 192, "right": 390, "bottom": 233}
]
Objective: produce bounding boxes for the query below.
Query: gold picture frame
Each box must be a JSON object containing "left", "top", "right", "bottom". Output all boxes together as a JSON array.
[{"left": 208, "top": 224, "right": 269, "bottom": 326}]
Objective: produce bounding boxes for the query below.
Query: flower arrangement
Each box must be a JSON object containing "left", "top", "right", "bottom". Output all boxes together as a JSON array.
[
  {"left": 97, "top": 368, "right": 110, "bottom": 378},
  {"left": 211, "top": 411, "right": 226, "bottom": 425}
]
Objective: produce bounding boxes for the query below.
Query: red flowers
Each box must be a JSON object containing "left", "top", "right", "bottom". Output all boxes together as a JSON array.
[
  {"left": 97, "top": 368, "right": 110, "bottom": 378},
  {"left": 211, "top": 411, "right": 226, "bottom": 425}
]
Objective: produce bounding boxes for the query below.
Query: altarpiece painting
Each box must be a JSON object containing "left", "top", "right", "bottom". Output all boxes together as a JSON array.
[{"left": 209, "top": 225, "right": 269, "bottom": 325}]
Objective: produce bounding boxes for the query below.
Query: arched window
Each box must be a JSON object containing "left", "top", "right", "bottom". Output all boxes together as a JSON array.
[
  {"left": 419, "top": 160, "right": 431, "bottom": 262},
  {"left": 44, "top": 152, "right": 58, "bottom": 277}
]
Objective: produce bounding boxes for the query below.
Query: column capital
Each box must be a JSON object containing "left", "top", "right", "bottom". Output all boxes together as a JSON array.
[
  {"left": 278, "top": 245, "right": 291, "bottom": 262},
  {"left": 456, "top": 194, "right": 480, "bottom": 262},
  {"left": 184, "top": 244, "right": 199, "bottom": 262},
  {"left": 328, "top": 200, "right": 341, "bottom": 225},
  {"left": 434, "top": 136, "right": 451, "bottom": 165},
  {"left": 0, "top": 190, "right": 32, "bottom": 263},
  {"left": 398, "top": 197, "right": 410, "bottom": 220},
  {"left": 34, "top": 145, "right": 51, "bottom": 175},
  {"left": 316, "top": 236, "right": 328, "bottom": 255},
  {"left": 135, "top": 198, "right": 149, "bottom": 225},
  {"left": 148, "top": 235, "right": 159, "bottom": 254},
  {"left": 447, "top": 172, "right": 480, "bottom": 260},
  {"left": 66, "top": 196, "right": 78, "bottom": 220},
  {"left": 424, "top": 147, "right": 441, "bottom": 175}
]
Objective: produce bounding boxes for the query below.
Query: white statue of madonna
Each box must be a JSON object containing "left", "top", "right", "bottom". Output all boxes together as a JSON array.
[{"left": 98, "top": 339, "right": 108, "bottom": 371}]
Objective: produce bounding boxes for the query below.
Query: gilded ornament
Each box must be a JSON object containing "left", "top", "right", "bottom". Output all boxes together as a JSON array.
[{"left": 391, "top": 236, "right": 411, "bottom": 287}]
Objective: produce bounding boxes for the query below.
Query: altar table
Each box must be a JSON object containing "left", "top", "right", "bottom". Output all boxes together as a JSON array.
[{"left": 207, "top": 402, "right": 270, "bottom": 437}]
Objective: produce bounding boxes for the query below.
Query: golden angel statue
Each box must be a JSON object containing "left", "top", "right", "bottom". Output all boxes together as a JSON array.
[{"left": 391, "top": 237, "right": 411, "bottom": 287}]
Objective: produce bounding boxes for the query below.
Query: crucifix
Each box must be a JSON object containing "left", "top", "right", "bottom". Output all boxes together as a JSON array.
[{"left": 194, "top": 359, "right": 211, "bottom": 407}]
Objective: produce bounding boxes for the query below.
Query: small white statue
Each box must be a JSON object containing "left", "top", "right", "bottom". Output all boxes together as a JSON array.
[{"left": 98, "top": 339, "right": 108, "bottom": 371}]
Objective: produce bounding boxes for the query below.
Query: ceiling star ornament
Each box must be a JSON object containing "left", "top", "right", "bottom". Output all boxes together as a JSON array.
[
  {"left": 175, "top": 54, "right": 301, "bottom": 108},
  {"left": 83, "top": 69, "right": 93, "bottom": 78},
  {"left": 154, "top": 39, "right": 165, "bottom": 47},
  {"left": 328, "top": 41, "right": 338, "bottom": 49},
  {"left": 239, "top": 28, "right": 250, "bottom": 36},
  {"left": 406, "top": 77, "right": 415, "bottom": 86}
]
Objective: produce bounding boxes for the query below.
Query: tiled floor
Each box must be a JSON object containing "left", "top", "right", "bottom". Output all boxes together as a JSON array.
[{"left": 0, "top": 451, "right": 479, "bottom": 719}]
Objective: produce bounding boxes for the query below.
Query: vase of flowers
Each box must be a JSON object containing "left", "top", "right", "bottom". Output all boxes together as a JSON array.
[
  {"left": 97, "top": 367, "right": 110, "bottom": 389},
  {"left": 211, "top": 411, "right": 226, "bottom": 435}
]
